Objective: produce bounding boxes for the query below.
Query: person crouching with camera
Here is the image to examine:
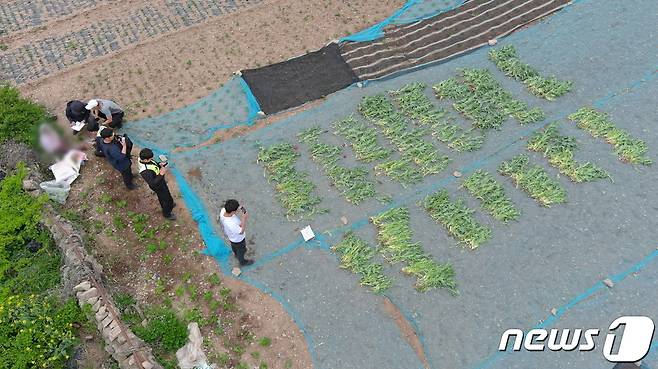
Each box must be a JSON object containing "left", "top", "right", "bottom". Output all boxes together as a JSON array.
[
  {"left": 220, "top": 199, "right": 254, "bottom": 266},
  {"left": 98, "top": 127, "right": 136, "bottom": 190},
  {"left": 138, "top": 148, "right": 176, "bottom": 221}
]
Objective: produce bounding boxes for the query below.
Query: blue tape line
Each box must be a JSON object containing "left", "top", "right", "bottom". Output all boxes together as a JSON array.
[
  {"left": 472, "top": 248, "right": 658, "bottom": 369},
  {"left": 170, "top": 168, "right": 232, "bottom": 263},
  {"left": 240, "top": 76, "right": 262, "bottom": 119},
  {"left": 238, "top": 274, "right": 319, "bottom": 367}
]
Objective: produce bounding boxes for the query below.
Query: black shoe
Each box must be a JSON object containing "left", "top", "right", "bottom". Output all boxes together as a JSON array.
[
  {"left": 240, "top": 259, "right": 254, "bottom": 266},
  {"left": 164, "top": 213, "right": 177, "bottom": 221},
  {"left": 126, "top": 183, "right": 137, "bottom": 190},
  {"left": 94, "top": 151, "right": 105, "bottom": 157}
]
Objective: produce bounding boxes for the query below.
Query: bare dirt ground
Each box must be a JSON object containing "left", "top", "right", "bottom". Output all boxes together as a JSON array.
[
  {"left": 17, "top": 0, "right": 403, "bottom": 123},
  {"left": 63, "top": 152, "right": 312, "bottom": 368}
]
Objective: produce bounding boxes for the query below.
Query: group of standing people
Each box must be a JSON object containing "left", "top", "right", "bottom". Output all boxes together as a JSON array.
[{"left": 64, "top": 98, "right": 253, "bottom": 265}]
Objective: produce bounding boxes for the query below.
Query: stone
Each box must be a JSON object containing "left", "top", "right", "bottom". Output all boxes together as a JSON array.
[
  {"left": 22, "top": 179, "right": 38, "bottom": 191},
  {"left": 603, "top": 278, "right": 614, "bottom": 288},
  {"left": 77, "top": 287, "right": 99, "bottom": 301},
  {"left": 108, "top": 325, "right": 123, "bottom": 341},
  {"left": 453, "top": 171, "right": 462, "bottom": 178},
  {"left": 86, "top": 296, "right": 99, "bottom": 306},
  {"left": 92, "top": 298, "right": 103, "bottom": 312},
  {"left": 95, "top": 306, "right": 108, "bottom": 321},
  {"left": 101, "top": 314, "right": 114, "bottom": 328},
  {"left": 231, "top": 267, "right": 242, "bottom": 277},
  {"left": 340, "top": 216, "right": 348, "bottom": 225},
  {"left": 141, "top": 361, "right": 154, "bottom": 369},
  {"left": 74, "top": 281, "right": 91, "bottom": 292},
  {"left": 488, "top": 39, "right": 498, "bottom": 46},
  {"left": 550, "top": 308, "right": 557, "bottom": 316}
]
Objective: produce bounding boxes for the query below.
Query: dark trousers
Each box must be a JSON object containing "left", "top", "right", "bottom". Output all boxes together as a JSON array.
[
  {"left": 230, "top": 239, "right": 248, "bottom": 264},
  {"left": 155, "top": 184, "right": 174, "bottom": 217},
  {"left": 120, "top": 166, "right": 134, "bottom": 187},
  {"left": 99, "top": 111, "right": 124, "bottom": 129}
]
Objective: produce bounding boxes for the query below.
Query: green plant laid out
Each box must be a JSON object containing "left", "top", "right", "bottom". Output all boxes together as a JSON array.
[
  {"left": 390, "top": 82, "right": 485, "bottom": 152},
  {"left": 371, "top": 207, "right": 457, "bottom": 293},
  {"left": 333, "top": 116, "right": 392, "bottom": 163},
  {"left": 331, "top": 232, "right": 393, "bottom": 293},
  {"left": 257, "top": 143, "right": 324, "bottom": 219},
  {"left": 527, "top": 122, "right": 610, "bottom": 182},
  {"left": 499, "top": 154, "right": 567, "bottom": 207},
  {"left": 374, "top": 158, "right": 423, "bottom": 186},
  {"left": 422, "top": 189, "right": 492, "bottom": 248},
  {"left": 433, "top": 68, "right": 545, "bottom": 129},
  {"left": 568, "top": 107, "right": 652, "bottom": 165},
  {"left": 298, "top": 127, "right": 380, "bottom": 204},
  {"left": 359, "top": 95, "right": 452, "bottom": 176},
  {"left": 489, "top": 45, "right": 572, "bottom": 100},
  {"left": 462, "top": 170, "right": 520, "bottom": 223}
]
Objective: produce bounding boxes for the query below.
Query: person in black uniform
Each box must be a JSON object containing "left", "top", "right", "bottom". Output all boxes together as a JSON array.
[{"left": 138, "top": 148, "right": 176, "bottom": 220}]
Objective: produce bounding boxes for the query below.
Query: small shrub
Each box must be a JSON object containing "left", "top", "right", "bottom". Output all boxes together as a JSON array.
[
  {"left": 133, "top": 307, "right": 188, "bottom": 352},
  {"left": 0, "top": 85, "right": 50, "bottom": 147}
]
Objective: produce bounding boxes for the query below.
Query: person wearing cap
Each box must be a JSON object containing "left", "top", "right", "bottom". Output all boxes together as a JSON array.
[
  {"left": 86, "top": 99, "right": 124, "bottom": 129},
  {"left": 138, "top": 148, "right": 176, "bottom": 221},
  {"left": 219, "top": 199, "right": 254, "bottom": 266},
  {"left": 98, "top": 128, "right": 136, "bottom": 189}
]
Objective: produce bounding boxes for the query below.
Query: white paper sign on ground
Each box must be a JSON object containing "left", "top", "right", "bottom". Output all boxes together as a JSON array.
[{"left": 301, "top": 225, "right": 315, "bottom": 241}]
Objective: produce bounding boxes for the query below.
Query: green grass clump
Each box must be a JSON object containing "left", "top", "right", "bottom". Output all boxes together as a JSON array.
[
  {"left": 359, "top": 95, "right": 451, "bottom": 176},
  {"left": 390, "top": 82, "right": 484, "bottom": 152},
  {"left": 568, "top": 107, "right": 651, "bottom": 165},
  {"left": 499, "top": 154, "right": 567, "bottom": 207},
  {"left": 257, "top": 143, "right": 323, "bottom": 219},
  {"left": 332, "top": 232, "right": 393, "bottom": 293},
  {"left": 489, "top": 45, "right": 572, "bottom": 100},
  {"left": 334, "top": 117, "right": 392, "bottom": 163},
  {"left": 423, "top": 189, "right": 492, "bottom": 248},
  {"left": 0, "top": 85, "right": 51, "bottom": 147},
  {"left": 374, "top": 158, "right": 423, "bottom": 186},
  {"left": 463, "top": 170, "right": 520, "bottom": 222},
  {"left": 433, "top": 68, "right": 545, "bottom": 129},
  {"left": 132, "top": 308, "right": 186, "bottom": 350},
  {"left": 527, "top": 122, "right": 609, "bottom": 182},
  {"left": 298, "top": 127, "right": 379, "bottom": 204},
  {"left": 371, "top": 208, "right": 457, "bottom": 293}
]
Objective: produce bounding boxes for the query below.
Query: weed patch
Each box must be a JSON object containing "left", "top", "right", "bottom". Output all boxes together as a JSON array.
[
  {"left": 359, "top": 95, "right": 451, "bottom": 177},
  {"left": 463, "top": 170, "right": 520, "bottom": 222},
  {"left": 331, "top": 232, "right": 392, "bottom": 293},
  {"left": 499, "top": 155, "right": 567, "bottom": 207},
  {"left": 527, "top": 122, "right": 609, "bottom": 182},
  {"left": 257, "top": 143, "right": 323, "bottom": 219},
  {"left": 434, "top": 68, "right": 544, "bottom": 129},
  {"left": 371, "top": 208, "right": 457, "bottom": 293},
  {"left": 423, "top": 189, "right": 492, "bottom": 249},
  {"left": 568, "top": 107, "right": 651, "bottom": 165},
  {"left": 489, "top": 45, "right": 572, "bottom": 100},
  {"left": 298, "top": 127, "right": 380, "bottom": 204},
  {"left": 390, "top": 82, "right": 484, "bottom": 152}
]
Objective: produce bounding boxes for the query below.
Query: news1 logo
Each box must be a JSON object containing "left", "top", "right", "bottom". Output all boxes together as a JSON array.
[{"left": 499, "top": 316, "right": 655, "bottom": 362}]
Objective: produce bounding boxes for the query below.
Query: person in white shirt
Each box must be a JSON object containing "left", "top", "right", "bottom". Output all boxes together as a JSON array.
[{"left": 219, "top": 199, "right": 254, "bottom": 266}]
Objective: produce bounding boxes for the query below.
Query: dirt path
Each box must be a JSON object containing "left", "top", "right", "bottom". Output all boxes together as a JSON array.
[{"left": 16, "top": 0, "right": 404, "bottom": 123}]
